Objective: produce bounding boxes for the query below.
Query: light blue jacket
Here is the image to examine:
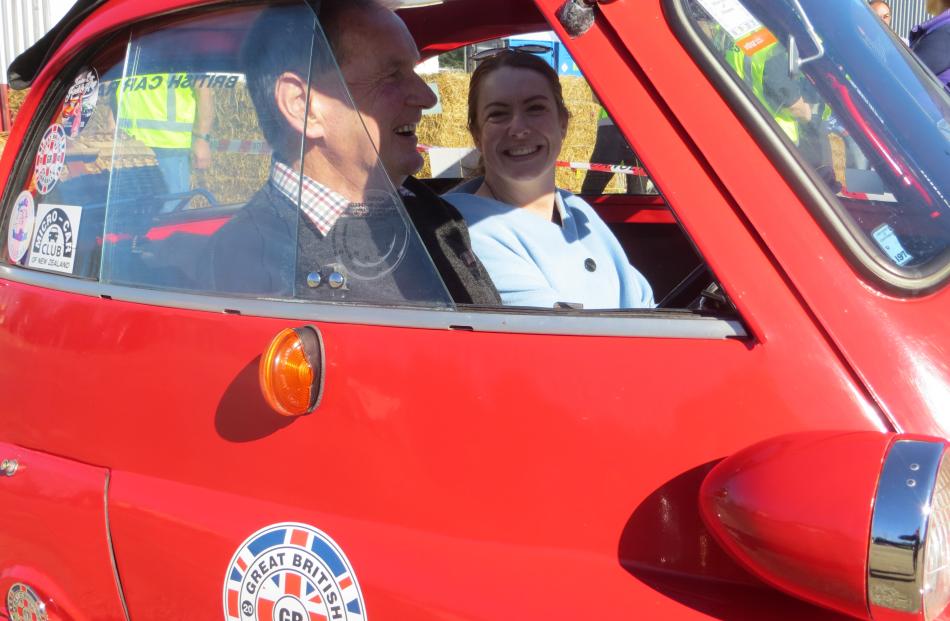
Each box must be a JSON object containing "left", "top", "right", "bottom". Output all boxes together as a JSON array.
[{"left": 444, "top": 188, "right": 654, "bottom": 309}]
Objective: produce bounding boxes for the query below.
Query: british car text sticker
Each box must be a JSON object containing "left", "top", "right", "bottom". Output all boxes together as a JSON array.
[
  {"left": 224, "top": 522, "right": 366, "bottom": 621},
  {"left": 61, "top": 69, "right": 99, "bottom": 138},
  {"left": 7, "top": 191, "right": 36, "bottom": 264},
  {"left": 28, "top": 204, "right": 81, "bottom": 274},
  {"left": 33, "top": 124, "right": 67, "bottom": 195}
]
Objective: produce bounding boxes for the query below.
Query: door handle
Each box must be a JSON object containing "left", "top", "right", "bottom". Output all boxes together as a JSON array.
[{"left": 1, "top": 459, "right": 19, "bottom": 476}]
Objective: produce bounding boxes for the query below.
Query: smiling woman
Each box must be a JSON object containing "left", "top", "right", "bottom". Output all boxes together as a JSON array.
[{"left": 443, "top": 49, "right": 655, "bottom": 310}]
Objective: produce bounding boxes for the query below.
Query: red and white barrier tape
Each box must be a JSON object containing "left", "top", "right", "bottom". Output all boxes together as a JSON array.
[
  {"left": 212, "top": 141, "right": 902, "bottom": 192},
  {"left": 839, "top": 188, "right": 897, "bottom": 203},
  {"left": 211, "top": 139, "right": 271, "bottom": 154}
]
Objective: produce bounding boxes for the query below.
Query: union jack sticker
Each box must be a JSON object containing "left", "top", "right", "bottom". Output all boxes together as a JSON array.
[{"left": 224, "top": 522, "right": 366, "bottom": 621}]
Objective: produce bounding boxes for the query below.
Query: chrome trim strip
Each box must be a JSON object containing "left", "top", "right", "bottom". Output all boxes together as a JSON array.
[
  {"left": 868, "top": 440, "right": 945, "bottom": 615},
  {"left": 103, "top": 470, "right": 132, "bottom": 621},
  {"left": 0, "top": 266, "right": 747, "bottom": 339}
]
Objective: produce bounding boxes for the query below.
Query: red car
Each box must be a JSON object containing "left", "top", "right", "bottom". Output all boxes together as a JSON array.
[{"left": 2, "top": 0, "right": 950, "bottom": 620}]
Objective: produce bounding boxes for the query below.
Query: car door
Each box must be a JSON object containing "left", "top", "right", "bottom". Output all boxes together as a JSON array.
[{"left": 0, "top": 0, "right": 891, "bottom": 620}]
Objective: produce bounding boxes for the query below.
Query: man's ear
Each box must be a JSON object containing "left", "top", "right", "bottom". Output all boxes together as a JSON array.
[{"left": 274, "top": 71, "right": 325, "bottom": 140}]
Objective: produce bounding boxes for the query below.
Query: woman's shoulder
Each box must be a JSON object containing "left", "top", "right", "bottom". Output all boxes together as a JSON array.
[
  {"left": 557, "top": 188, "right": 603, "bottom": 221},
  {"left": 443, "top": 191, "right": 520, "bottom": 225}
]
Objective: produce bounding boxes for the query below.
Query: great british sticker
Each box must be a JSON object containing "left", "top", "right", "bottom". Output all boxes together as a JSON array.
[
  {"left": 33, "top": 124, "right": 67, "bottom": 195},
  {"left": 28, "top": 204, "right": 82, "bottom": 274},
  {"left": 6, "top": 583, "right": 48, "bottom": 621},
  {"left": 224, "top": 522, "right": 366, "bottom": 621},
  {"left": 7, "top": 191, "right": 35, "bottom": 264},
  {"left": 61, "top": 68, "right": 99, "bottom": 137}
]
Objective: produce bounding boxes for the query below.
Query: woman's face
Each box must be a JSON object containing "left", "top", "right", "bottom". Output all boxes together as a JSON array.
[{"left": 472, "top": 66, "right": 567, "bottom": 186}]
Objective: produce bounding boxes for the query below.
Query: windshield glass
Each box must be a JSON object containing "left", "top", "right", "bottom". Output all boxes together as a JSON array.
[{"left": 681, "top": 0, "right": 950, "bottom": 287}]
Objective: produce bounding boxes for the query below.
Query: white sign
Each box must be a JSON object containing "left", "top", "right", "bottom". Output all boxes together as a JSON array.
[
  {"left": 28, "top": 204, "right": 82, "bottom": 274},
  {"left": 872, "top": 223, "right": 913, "bottom": 267},
  {"left": 695, "top": 0, "right": 764, "bottom": 41}
]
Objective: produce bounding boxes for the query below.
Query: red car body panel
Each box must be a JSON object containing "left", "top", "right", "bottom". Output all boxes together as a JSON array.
[
  {"left": 0, "top": 443, "right": 127, "bottom": 620},
  {"left": 0, "top": 0, "right": 946, "bottom": 619}
]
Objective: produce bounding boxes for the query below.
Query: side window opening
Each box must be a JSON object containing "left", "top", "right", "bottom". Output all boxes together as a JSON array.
[
  {"left": 4, "top": 2, "right": 459, "bottom": 310},
  {"left": 417, "top": 35, "right": 724, "bottom": 312}
]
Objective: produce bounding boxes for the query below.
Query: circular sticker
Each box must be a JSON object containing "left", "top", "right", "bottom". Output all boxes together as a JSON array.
[
  {"left": 33, "top": 124, "right": 67, "bottom": 195},
  {"left": 7, "top": 191, "right": 35, "bottom": 264},
  {"left": 329, "top": 189, "right": 408, "bottom": 280},
  {"left": 61, "top": 68, "right": 99, "bottom": 138},
  {"left": 6, "top": 583, "right": 48, "bottom": 621},
  {"left": 224, "top": 522, "right": 366, "bottom": 621}
]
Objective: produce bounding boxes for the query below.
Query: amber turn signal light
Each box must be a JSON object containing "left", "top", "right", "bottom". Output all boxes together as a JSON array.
[{"left": 259, "top": 326, "right": 324, "bottom": 417}]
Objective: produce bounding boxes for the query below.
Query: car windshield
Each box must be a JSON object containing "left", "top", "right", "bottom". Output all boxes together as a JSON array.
[{"left": 681, "top": 0, "right": 950, "bottom": 288}]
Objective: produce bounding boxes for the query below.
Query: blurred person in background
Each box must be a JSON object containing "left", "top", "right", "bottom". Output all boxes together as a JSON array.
[{"left": 910, "top": 0, "right": 950, "bottom": 89}]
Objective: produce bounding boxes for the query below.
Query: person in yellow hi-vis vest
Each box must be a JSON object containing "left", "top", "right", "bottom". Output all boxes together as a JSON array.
[
  {"left": 581, "top": 106, "right": 653, "bottom": 195},
  {"left": 723, "top": 40, "right": 811, "bottom": 145},
  {"left": 722, "top": 37, "right": 836, "bottom": 184},
  {"left": 114, "top": 72, "right": 214, "bottom": 212}
]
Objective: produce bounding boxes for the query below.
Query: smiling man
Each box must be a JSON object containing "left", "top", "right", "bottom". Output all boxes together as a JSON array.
[{"left": 208, "top": 0, "right": 499, "bottom": 305}]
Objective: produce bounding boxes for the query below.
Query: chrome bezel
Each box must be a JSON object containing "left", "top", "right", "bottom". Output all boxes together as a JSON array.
[{"left": 868, "top": 440, "right": 946, "bottom": 617}]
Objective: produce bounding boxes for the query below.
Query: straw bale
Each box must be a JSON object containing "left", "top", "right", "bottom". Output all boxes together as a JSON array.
[
  {"left": 199, "top": 83, "right": 269, "bottom": 205},
  {"left": 0, "top": 88, "right": 29, "bottom": 157},
  {"left": 9, "top": 89, "right": 28, "bottom": 124}
]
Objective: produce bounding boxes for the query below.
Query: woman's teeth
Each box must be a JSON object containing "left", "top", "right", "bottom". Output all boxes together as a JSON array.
[{"left": 507, "top": 145, "right": 540, "bottom": 156}]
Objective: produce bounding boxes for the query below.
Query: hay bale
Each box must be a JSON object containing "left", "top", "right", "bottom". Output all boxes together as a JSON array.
[
  {"left": 198, "top": 82, "right": 270, "bottom": 205},
  {"left": 8, "top": 88, "right": 28, "bottom": 124}
]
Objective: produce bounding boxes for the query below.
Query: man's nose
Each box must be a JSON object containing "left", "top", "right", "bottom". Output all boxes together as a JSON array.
[{"left": 410, "top": 74, "right": 438, "bottom": 109}]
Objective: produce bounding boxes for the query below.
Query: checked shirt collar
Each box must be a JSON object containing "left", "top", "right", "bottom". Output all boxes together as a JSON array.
[{"left": 269, "top": 160, "right": 349, "bottom": 236}]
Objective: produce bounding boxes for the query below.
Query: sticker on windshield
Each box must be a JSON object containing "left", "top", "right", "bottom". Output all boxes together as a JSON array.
[
  {"left": 329, "top": 189, "right": 408, "bottom": 280},
  {"left": 61, "top": 68, "right": 99, "bottom": 138},
  {"left": 224, "top": 522, "right": 366, "bottom": 621},
  {"left": 7, "top": 191, "right": 36, "bottom": 264},
  {"left": 872, "top": 223, "right": 913, "bottom": 267},
  {"left": 28, "top": 204, "right": 81, "bottom": 274},
  {"left": 33, "top": 124, "right": 67, "bottom": 195},
  {"left": 695, "top": 0, "right": 777, "bottom": 55}
]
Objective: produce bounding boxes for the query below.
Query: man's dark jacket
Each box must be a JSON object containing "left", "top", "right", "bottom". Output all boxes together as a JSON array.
[{"left": 207, "top": 177, "right": 500, "bottom": 306}]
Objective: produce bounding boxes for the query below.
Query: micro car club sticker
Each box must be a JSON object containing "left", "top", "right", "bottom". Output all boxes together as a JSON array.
[
  {"left": 6, "top": 583, "right": 48, "bottom": 621},
  {"left": 7, "top": 191, "right": 36, "bottom": 264},
  {"left": 61, "top": 69, "right": 99, "bottom": 138},
  {"left": 224, "top": 522, "right": 366, "bottom": 621},
  {"left": 28, "top": 204, "right": 82, "bottom": 274},
  {"left": 33, "top": 124, "right": 67, "bottom": 195}
]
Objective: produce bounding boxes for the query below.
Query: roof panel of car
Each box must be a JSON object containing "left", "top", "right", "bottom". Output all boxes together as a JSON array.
[{"left": 8, "top": 0, "right": 548, "bottom": 89}]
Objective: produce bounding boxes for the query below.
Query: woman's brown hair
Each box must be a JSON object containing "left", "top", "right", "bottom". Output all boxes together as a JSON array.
[{"left": 466, "top": 48, "right": 571, "bottom": 139}]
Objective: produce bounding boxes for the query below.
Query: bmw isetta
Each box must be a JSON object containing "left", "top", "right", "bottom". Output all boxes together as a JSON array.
[{"left": 1, "top": 0, "right": 950, "bottom": 619}]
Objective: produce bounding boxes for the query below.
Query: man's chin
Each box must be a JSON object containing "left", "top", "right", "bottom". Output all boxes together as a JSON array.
[{"left": 382, "top": 154, "right": 424, "bottom": 185}]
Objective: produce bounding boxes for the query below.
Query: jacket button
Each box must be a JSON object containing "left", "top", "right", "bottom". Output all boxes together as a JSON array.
[{"left": 585, "top": 258, "right": 597, "bottom": 272}]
